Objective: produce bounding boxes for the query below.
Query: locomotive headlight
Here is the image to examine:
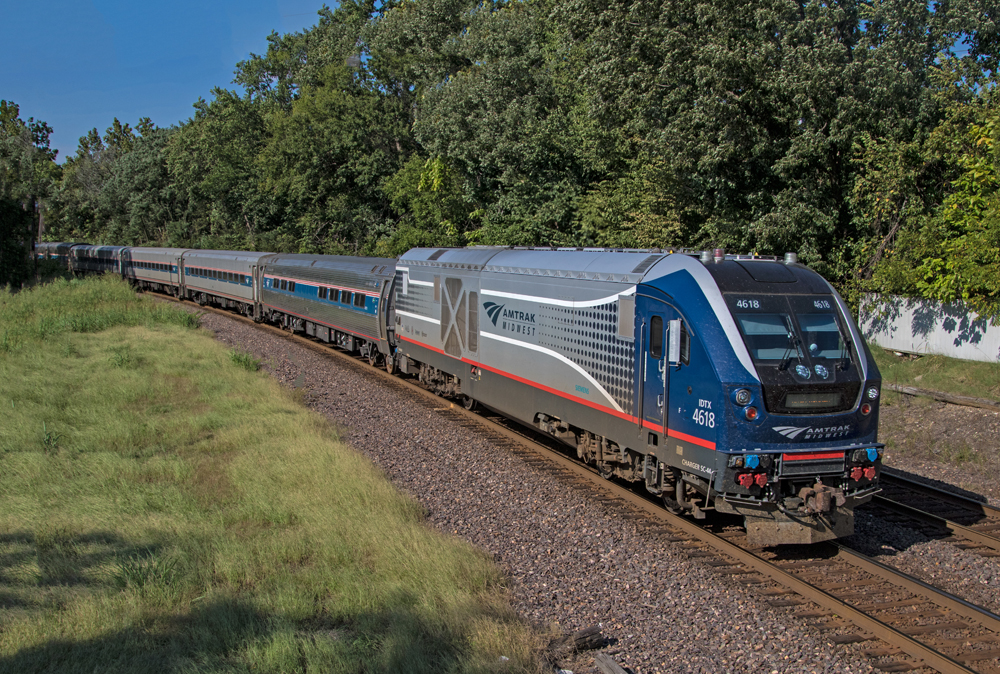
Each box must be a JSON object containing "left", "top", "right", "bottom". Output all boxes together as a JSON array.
[
  {"left": 735, "top": 388, "right": 752, "bottom": 406},
  {"left": 867, "top": 386, "right": 880, "bottom": 400},
  {"left": 795, "top": 364, "right": 811, "bottom": 379}
]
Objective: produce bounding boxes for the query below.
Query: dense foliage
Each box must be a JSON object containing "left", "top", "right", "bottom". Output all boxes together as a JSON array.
[
  {"left": 8, "top": 0, "right": 1000, "bottom": 310},
  {"left": 0, "top": 101, "right": 57, "bottom": 287}
]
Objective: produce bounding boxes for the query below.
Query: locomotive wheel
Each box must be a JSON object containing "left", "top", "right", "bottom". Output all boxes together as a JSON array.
[
  {"left": 461, "top": 394, "right": 477, "bottom": 411},
  {"left": 661, "top": 495, "right": 683, "bottom": 515}
]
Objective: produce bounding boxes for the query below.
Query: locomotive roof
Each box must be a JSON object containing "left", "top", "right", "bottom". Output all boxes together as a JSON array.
[{"left": 400, "top": 247, "right": 677, "bottom": 282}]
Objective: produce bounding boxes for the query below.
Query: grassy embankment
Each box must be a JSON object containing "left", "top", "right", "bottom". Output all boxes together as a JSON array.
[
  {"left": 871, "top": 347, "right": 1000, "bottom": 401},
  {"left": 871, "top": 347, "right": 1000, "bottom": 480},
  {"left": 0, "top": 276, "right": 542, "bottom": 673}
]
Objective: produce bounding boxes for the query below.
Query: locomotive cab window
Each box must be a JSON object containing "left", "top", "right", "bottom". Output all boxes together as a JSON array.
[
  {"left": 649, "top": 316, "right": 664, "bottom": 359},
  {"left": 679, "top": 320, "right": 691, "bottom": 366}
]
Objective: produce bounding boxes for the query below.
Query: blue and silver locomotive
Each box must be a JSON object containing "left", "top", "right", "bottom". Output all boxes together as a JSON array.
[
  {"left": 390, "top": 247, "right": 882, "bottom": 545},
  {"left": 38, "top": 242, "right": 882, "bottom": 544}
]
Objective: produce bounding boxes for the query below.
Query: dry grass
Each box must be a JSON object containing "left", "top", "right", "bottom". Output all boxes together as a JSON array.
[{"left": 0, "top": 277, "right": 543, "bottom": 673}]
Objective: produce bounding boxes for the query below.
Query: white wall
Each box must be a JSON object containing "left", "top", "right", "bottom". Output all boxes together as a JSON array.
[{"left": 859, "top": 294, "right": 1000, "bottom": 363}]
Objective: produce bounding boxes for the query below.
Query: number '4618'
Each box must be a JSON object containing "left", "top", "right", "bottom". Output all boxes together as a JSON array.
[{"left": 692, "top": 409, "right": 715, "bottom": 428}]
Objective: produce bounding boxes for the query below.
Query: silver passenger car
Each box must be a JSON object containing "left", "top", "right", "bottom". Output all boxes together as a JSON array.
[
  {"left": 124, "top": 247, "right": 188, "bottom": 295},
  {"left": 259, "top": 254, "right": 396, "bottom": 355},
  {"left": 182, "top": 249, "right": 274, "bottom": 317},
  {"left": 69, "top": 245, "right": 127, "bottom": 276}
]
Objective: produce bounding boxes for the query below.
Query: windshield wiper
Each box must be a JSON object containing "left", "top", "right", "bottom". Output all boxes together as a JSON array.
[{"left": 777, "top": 317, "right": 802, "bottom": 371}]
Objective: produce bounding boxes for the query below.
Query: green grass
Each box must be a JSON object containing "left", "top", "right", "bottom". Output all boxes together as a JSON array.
[
  {"left": 0, "top": 277, "right": 542, "bottom": 673},
  {"left": 871, "top": 347, "right": 1000, "bottom": 401}
]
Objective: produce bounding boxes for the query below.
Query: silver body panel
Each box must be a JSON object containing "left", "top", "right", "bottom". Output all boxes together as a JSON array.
[
  {"left": 182, "top": 249, "right": 274, "bottom": 305},
  {"left": 396, "top": 248, "right": 660, "bottom": 422},
  {"left": 260, "top": 254, "right": 396, "bottom": 346},
  {"left": 69, "top": 245, "right": 127, "bottom": 275},
  {"left": 124, "top": 247, "right": 188, "bottom": 288}
]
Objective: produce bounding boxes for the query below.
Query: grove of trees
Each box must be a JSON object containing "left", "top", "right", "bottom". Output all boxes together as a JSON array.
[{"left": 3, "top": 0, "right": 998, "bottom": 311}]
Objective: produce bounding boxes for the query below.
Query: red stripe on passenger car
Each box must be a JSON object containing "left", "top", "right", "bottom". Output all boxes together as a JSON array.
[
  {"left": 261, "top": 303, "right": 370, "bottom": 339},
  {"left": 782, "top": 451, "right": 844, "bottom": 461}
]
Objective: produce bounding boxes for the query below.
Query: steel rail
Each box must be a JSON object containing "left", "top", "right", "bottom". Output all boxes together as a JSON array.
[
  {"left": 882, "top": 470, "right": 1000, "bottom": 517},
  {"left": 149, "top": 292, "right": 996, "bottom": 674},
  {"left": 877, "top": 471, "right": 1000, "bottom": 553},
  {"left": 873, "top": 495, "right": 1000, "bottom": 553}
]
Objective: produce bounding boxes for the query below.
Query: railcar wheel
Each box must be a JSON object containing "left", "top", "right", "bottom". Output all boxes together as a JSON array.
[
  {"left": 367, "top": 348, "right": 379, "bottom": 367},
  {"left": 461, "top": 394, "right": 477, "bottom": 411},
  {"left": 661, "top": 495, "right": 683, "bottom": 515},
  {"left": 384, "top": 354, "right": 395, "bottom": 375}
]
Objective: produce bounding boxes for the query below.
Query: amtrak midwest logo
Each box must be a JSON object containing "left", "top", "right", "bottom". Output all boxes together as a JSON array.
[
  {"left": 483, "top": 301, "right": 537, "bottom": 336},
  {"left": 484, "top": 301, "right": 505, "bottom": 326},
  {"left": 773, "top": 425, "right": 851, "bottom": 440}
]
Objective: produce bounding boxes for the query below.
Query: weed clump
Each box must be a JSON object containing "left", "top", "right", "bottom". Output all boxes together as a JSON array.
[{"left": 228, "top": 347, "right": 261, "bottom": 372}]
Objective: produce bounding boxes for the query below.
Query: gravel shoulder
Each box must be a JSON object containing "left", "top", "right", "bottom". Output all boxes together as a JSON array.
[
  {"left": 877, "top": 392, "right": 1000, "bottom": 506},
  {"left": 172, "top": 302, "right": 1000, "bottom": 674}
]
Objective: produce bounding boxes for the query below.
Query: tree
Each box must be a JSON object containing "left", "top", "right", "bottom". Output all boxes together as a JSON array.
[
  {"left": 165, "top": 90, "right": 275, "bottom": 249},
  {"left": 0, "top": 100, "right": 58, "bottom": 286}
]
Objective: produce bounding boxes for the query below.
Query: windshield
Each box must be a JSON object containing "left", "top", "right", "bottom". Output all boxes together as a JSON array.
[{"left": 728, "top": 294, "right": 853, "bottom": 383}]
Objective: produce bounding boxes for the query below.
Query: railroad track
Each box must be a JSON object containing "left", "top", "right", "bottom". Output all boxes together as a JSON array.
[
  {"left": 159, "top": 294, "right": 1000, "bottom": 674},
  {"left": 867, "top": 472, "right": 1000, "bottom": 558}
]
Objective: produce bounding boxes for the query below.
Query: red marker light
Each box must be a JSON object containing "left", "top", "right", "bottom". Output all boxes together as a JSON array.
[
  {"left": 744, "top": 406, "right": 758, "bottom": 421},
  {"left": 860, "top": 403, "right": 872, "bottom": 416}
]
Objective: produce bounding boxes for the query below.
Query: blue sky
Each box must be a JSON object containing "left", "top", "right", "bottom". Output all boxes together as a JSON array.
[{"left": 2, "top": 0, "right": 329, "bottom": 163}]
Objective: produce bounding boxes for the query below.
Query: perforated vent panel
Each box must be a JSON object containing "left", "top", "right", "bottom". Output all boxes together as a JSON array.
[{"left": 537, "top": 302, "right": 635, "bottom": 414}]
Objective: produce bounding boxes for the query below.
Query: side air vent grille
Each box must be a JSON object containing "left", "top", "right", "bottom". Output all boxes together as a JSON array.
[{"left": 631, "top": 254, "right": 662, "bottom": 274}]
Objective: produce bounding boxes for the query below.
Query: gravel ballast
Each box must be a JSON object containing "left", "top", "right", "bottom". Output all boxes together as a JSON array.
[{"left": 187, "top": 305, "right": 997, "bottom": 673}]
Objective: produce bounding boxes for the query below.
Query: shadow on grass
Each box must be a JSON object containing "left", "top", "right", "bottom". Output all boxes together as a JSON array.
[
  {"left": 0, "top": 530, "right": 164, "bottom": 589},
  {"left": 0, "top": 597, "right": 273, "bottom": 674}
]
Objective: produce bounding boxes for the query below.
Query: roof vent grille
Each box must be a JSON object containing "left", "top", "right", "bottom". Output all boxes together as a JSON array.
[
  {"left": 428, "top": 249, "right": 448, "bottom": 261},
  {"left": 631, "top": 254, "right": 662, "bottom": 275}
]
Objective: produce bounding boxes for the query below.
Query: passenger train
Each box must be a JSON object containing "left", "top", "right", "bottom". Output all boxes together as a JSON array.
[{"left": 36, "top": 242, "right": 884, "bottom": 545}]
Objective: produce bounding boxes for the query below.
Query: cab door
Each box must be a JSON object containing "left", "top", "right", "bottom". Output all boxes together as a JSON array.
[
  {"left": 636, "top": 294, "right": 687, "bottom": 445},
  {"left": 636, "top": 297, "right": 669, "bottom": 440}
]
